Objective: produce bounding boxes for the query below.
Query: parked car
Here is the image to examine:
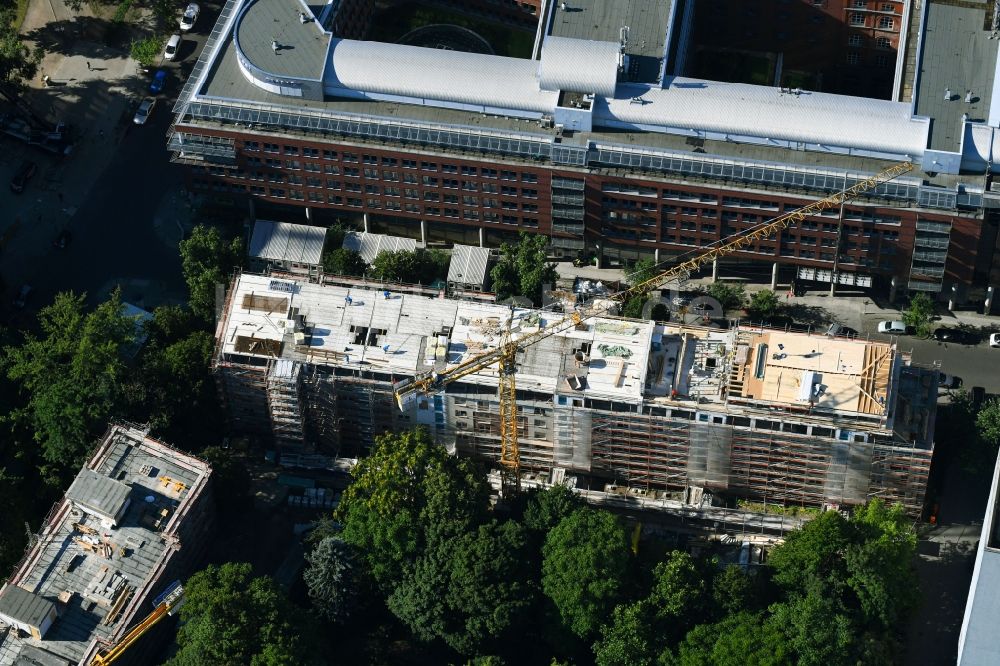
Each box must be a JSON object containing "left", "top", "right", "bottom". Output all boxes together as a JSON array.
[
  {"left": 9, "top": 160, "right": 36, "bottom": 193},
  {"left": 133, "top": 97, "right": 156, "bottom": 125},
  {"left": 52, "top": 229, "right": 71, "bottom": 249},
  {"left": 150, "top": 69, "right": 167, "bottom": 94},
  {"left": 932, "top": 327, "right": 977, "bottom": 344},
  {"left": 164, "top": 34, "right": 181, "bottom": 61},
  {"left": 826, "top": 323, "right": 858, "bottom": 338},
  {"left": 990, "top": 333, "right": 1000, "bottom": 348},
  {"left": 179, "top": 2, "right": 200, "bottom": 30},
  {"left": 12, "top": 284, "right": 31, "bottom": 308},
  {"left": 938, "top": 372, "right": 963, "bottom": 390},
  {"left": 877, "top": 320, "right": 910, "bottom": 334}
]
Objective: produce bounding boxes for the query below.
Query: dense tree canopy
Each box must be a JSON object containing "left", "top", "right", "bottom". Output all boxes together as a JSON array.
[
  {"left": 388, "top": 520, "right": 536, "bottom": 655},
  {"left": 705, "top": 283, "right": 746, "bottom": 311},
  {"left": 490, "top": 233, "right": 558, "bottom": 303},
  {"left": 335, "top": 428, "right": 488, "bottom": 591},
  {"left": 903, "top": 292, "right": 935, "bottom": 337},
  {"left": 747, "top": 289, "right": 780, "bottom": 320},
  {"left": 179, "top": 225, "right": 243, "bottom": 321},
  {"left": 304, "top": 536, "right": 365, "bottom": 624},
  {"left": 323, "top": 248, "right": 367, "bottom": 277},
  {"left": 541, "top": 507, "right": 631, "bottom": 639},
  {"left": 168, "top": 562, "right": 317, "bottom": 665},
  {"left": 668, "top": 612, "right": 793, "bottom": 666},
  {"left": 369, "top": 249, "right": 449, "bottom": 285},
  {"left": 3, "top": 291, "right": 134, "bottom": 474}
]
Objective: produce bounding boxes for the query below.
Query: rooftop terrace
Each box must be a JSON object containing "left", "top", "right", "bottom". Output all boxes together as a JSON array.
[{"left": 0, "top": 426, "right": 211, "bottom": 666}]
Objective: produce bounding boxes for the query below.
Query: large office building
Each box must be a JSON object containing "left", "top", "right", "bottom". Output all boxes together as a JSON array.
[
  {"left": 214, "top": 273, "right": 938, "bottom": 515},
  {"left": 0, "top": 424, "right": 213, "bottom": 666},
  {"left": 171, "top": 0, "right": 1000, "bottom": 297}
]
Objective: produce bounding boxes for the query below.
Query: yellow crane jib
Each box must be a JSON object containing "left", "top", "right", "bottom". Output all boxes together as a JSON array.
[
  {"left": 90, "top": 581, "right": 185, "bottom": 666},
  {"left": 390, "top": 160, "right": 913, "bottom": 498}
]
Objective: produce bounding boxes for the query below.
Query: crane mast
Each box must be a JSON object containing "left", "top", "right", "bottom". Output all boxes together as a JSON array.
[
  {"left": 394, "top": 160, "right": 914, "bottom": 498},
  {"left": 89, "top": 581, "right": 184, "bottom": 666}
]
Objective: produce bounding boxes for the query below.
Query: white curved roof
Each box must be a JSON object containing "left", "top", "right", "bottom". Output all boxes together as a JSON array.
[
  {"left": 324, "top": 39, "right": 558, "bottom": 113},
  {"left": 538, "top": 36, "right": 619, "bottom": 97},
  {"left": 962, "top": 124, "right": 1000, "bottom": 171},
  {"left": 595, "top": 78, "right": 930, "bottom": 158}
]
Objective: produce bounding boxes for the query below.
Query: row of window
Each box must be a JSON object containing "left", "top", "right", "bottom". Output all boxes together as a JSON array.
[
  {"left": 846, "top": 52, "right": 894, "bottom": 66},
  {"left": 850, "top": 13, "right": 895, "bottom": 29},
  {"left": 848, "top": 34, "right": 894, "bottom": 49}
]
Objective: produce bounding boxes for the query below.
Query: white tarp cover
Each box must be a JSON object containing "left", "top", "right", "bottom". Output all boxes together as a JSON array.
[
  {"left": 324, "top": 39, "right": 558, "bottom": 113},
  {"left": 596, "top": 78, "right": 930, "bottom": 157},
  {"left": 538, "top": 36, "right": 619, "bottom": 97}
]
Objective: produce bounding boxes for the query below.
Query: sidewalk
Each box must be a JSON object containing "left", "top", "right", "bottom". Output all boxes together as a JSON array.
[{"left": 0, "top": 0, "right": 144, "bottom": 295}]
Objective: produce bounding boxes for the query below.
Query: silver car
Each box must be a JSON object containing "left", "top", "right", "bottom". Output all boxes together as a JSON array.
[
  {"left": 179, "top": 2, "right": 199, "bottom": 31},
  {"left": 133, "top": 97, "right": 156, "bottom": 125}
]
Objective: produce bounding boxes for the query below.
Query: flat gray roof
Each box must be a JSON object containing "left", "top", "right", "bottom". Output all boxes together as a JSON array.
[
  {"left": 65, "top": 469, "right": 132, "bottom": 522},
  {"left": 235, "top": 0, "right": 329, "bottom": 79},
  {"left": 250, "top": 220, "right": 326, "bottom": 265},
  {"left": 0, "top": 588, "right": 55, "bottom": 632},
  {"left": 914, "top": 0, "right": 999, "bottom": 152},
  {"left": 547, "top": 0, "right": 672, "bottom": 70}
]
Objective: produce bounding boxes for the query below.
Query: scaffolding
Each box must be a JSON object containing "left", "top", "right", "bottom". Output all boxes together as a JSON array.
[{"left": 266, "top": 360, "right": 306, "bottom": 452}]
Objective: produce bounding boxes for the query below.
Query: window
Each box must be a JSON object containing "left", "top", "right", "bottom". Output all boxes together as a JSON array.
[
  {"left": 846, "top": 52, "right": 859, "bottom": 65},
  {"left": 848, "top": 34, "right": 861, "bottom": 47},
  {"left": 482, "top": 168, "right": 498, "bottom": 179},
  {"left": 521, "top": 188, "right": 538, "bottom": 198},
  {"left": 342, "top": 152, "right": 358, "bottom": 162},
  {"left": 382, "top": 170, "right": 400, "bottom": 181},
  {"left": 364, "top": 184, "right": 380, "bottom": 194},
  {"left": 363, "top": 168, "right": 378, "bottom": 178},
  {"left": 244, "top": 141, "right": 259, "bottom": 152},
  {"left": 852, "top": 0, "right": 865, "bottom": 7},
  {"left": 500, "top": 170, "right": 517, "bottom": 181},
  {"left": 363, "top": 154, "right": 378, "bottom": 164},
  {"left": 263, "top": 143, "right": 279, "bottom": 153},
  {"left": 270, "top": 188, "right": 286, "bottom": 198},
  {"left": 878, "top": 16, "right": 893, "bottom": 29},
  {"left": 346, "top": 197, "right": 362, "bottom": 207},
  {"left": 443, "top": 179, "right": 459, "bottom": 189},
  {"left": 421, "top": 161, "right": 438, "bottom": 171},
  {"left": 283, "top": 145, "right": 299, "bottom": 155},
  {"left": 344, "top": 167, "right": 360, "bottom": 177},
  {"left": 521, "top": 173, "right": 538, "bottom": 183},
  {"left": 880, "top": 2, "right": 894, "bottom": 10},
  {"left": 381, "top": 157, "right": 397, "bottom": 166},
  {"left": 304, "top": 162, "right": 321, "bottom": 173},
  {"left": 327, "top": 194, "right": 342, "bottom": 204},
  {"left": 402, "top": 159, "right": 417, "bottom": 169},
  {"left": 442, "top": 164, "right": 458, "bottom": 174},
  {"left": 876, "top": 36, "right": 892, "bottom": 48},
  {"left": 404, "top": 188, "right": 418, "bottom": 199},
  {"left": 424, "top": 192, "right": 440, "bottom": 201},
  {"left": 302, "top": 147, "right": 319, "bottom": 158},
  {"left": 324, "top": 165, "right": 340, "bottom": 175},
  {"left": 850, "top": 12, "right": 864, "bottom": 25},
  {"left": 322, "top": 149, "right": 337, "bottom": 160},
  {"left": 461, "top": 166, "right": 477, "bottom": 176},
  {"left": 325, "top": 179, "right": 341, "bottom": 189},
  {"left": 875, "top": 54, "right": 892, "bottom": 67}
]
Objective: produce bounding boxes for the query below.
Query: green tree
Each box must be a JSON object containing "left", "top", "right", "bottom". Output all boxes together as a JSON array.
[
  {"left": 0, "top": 15, "right": 42, "bottom": 111},
  {"left": 198, "top": 445, "right": 250, "bottom": 514},
  {"left": 3, "top": 291, "right": 134, "bottom": 474},
  {"left": 541, "top": 507, "right": 631, "bottom": 639},
  {"left": 322, "top": 248, "right": 366, "bottom": 277},
  {"left": 593, "top": 601, "right": 657, "bottom": 666},
  {"left": 626, "top": 258, "right": 659, "bottom": 287},
  {"left": 369, "top": 249, "right": 450, "bottom": 284},
  {"left": 667, "top": 612, "right": 793, "bottom": 666},
  {"left": 179, "top": 225, "right": 243, "bottom": 321},
  {"left": 388, "top": 520, "right": 536, "bottom": 655},
  {"left": 648, "top": 551, "right": 709, "bottom": 627},
  {"left": 129, "top": 36, "right": 160, "bottom": 68},
  {"left": 976, "top": 398, "right": 1000, "bottom": 456},
  {"left": 705, "top": 283, "right": 746, "bottom": 311},
  {"left": 711, "top": 565, "right": 754, "bottom": 616},
  {"left": 903, "top": 292, "right": 935, "bottom": 337},
  {"left": 747, "top": 290, "right": 780, "bottom": 320},
  {"left": 490, "top": 233, "right": 557, "bottom": 303},
  {"left": 521, "top": 484, "right": 582, "bottom": 533},
  {"left": 769, "top": 592, "right": 854, "bottom": 666},
  {"left": 139, "top": 330, "right": 217, "bottom": 440},
  {"left": 168, "top": 562, "right": 317, "bottom": 665},
  {"left": 335, "top": 428, "right": 488, "bottom": 591},
  {"left": 303, "top": 536, "right": 365, "bottom": 624}
]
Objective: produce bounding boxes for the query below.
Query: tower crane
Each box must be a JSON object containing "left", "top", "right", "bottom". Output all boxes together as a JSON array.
[
  {"left": 89, "top": 580, "right": 185, "bottom": 666},
  {"left": 394, "top": 161, "right": 914, "bottom": 498}
]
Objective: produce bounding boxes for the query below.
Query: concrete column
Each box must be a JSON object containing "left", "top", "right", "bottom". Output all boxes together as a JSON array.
[
  {"left": 654, "top": 248, "right": 660, "bottom": 263},
  {"left": 304, "top": 206, "right": 312, "bottom": 222},
  {"left": 363, "top": 212, "right": 369, "bottom": 233},
  {"left": 829, "top": 278, "right": 836, "bottom": 297},
  {"left": 711, "top": 258, "right": 718, "bottom": 283},
  {"left": 248, "top": 197, "right": 256, "bottom": 221},
  {"left": 770, "top": 262, "right": 779, "bottom": 290},
  {"left": 889, "top": 276, "right": 899, "bottom": 303},
  {"left": 479, "top": 226, "right": 485, "bottom": 247},
  {"left": 420, "top": 219, "right": 427, "bottom": 247},
  {"left": 986, "top": 286, "right": 995, "bottom": 314},
  {"left": 948, "top": 285, "right": 957, "bottom": 311}
]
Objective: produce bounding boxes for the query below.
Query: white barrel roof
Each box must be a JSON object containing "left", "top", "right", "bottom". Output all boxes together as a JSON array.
[
  {"left": 538, "top": 36, "right": 619, "bottom": 97},
  {"left": 961, "top": 124, "right": 1000, "bottom": 170},
  {"left": 596, "top": 78, "right": 930, "bottom": 158},
  {"left": 325, "top": 39, "right": 558, "bottom": 113}
]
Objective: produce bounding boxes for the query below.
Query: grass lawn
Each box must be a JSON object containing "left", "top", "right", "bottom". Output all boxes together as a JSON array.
[
  {"left": 12, "top": 0, "right": 29, "bottom": 30},
  {"left": 369, "top": 1, "right": 534, "bottom": 59}
]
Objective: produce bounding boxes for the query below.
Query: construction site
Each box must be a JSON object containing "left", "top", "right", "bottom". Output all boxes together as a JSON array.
[
  {"left": 0, "top": 424, "right": 213, "bottom": 666},
  {"left": 214, "top": 271, "right": 938, "bottom": 515}
]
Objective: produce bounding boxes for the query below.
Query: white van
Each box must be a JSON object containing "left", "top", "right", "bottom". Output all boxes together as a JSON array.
[{"left": 164, "top": 34, "right": 181, "bottom": 61}]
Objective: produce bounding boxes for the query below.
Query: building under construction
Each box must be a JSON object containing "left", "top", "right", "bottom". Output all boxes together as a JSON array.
[
  {"left": 215, "top": 272, "right": 937, "bottom": 514},
  {"left": 0, "top": 424, "right": 213, "bottom": 666}
]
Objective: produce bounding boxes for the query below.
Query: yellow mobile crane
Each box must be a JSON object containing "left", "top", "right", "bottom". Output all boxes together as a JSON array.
[
  {"left": 89, "top": 580, "right": 185, "bottom": 666},
  {"left": 394, "top": 161, "right": 914, "bottom": 498}
]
